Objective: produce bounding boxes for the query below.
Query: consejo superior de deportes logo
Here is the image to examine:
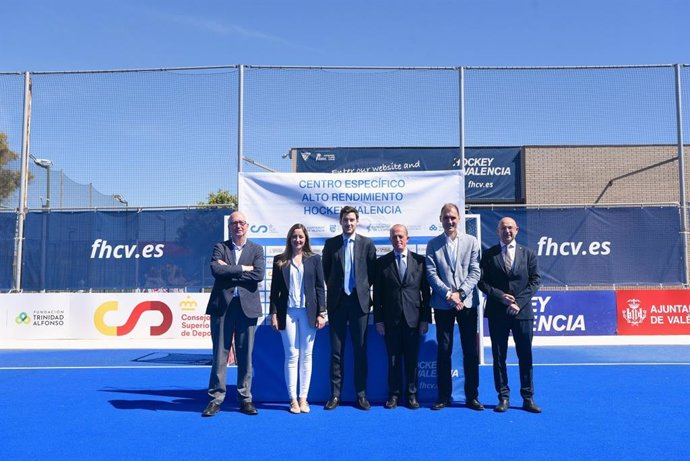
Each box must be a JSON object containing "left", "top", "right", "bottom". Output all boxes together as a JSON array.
[{"left": 94, "top": 300, "right": 173, "bottom": 336}]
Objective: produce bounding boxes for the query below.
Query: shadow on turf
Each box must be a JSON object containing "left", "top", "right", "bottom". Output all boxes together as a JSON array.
[
  {"left": 103, "top": 386, "right": 285, "bottom": 413},
  {"left": 131, "top": 352, "right": 213, "bottom": 366}
]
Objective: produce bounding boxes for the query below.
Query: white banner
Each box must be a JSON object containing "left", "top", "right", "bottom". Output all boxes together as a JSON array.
[
  {"left": 0, "top": 293, "right": 212, "bottom": 348},
  {"left": 238, "top": 170, "right": 464, "bottom": 239}
]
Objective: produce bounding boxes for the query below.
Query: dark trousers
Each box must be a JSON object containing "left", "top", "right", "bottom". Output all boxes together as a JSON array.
[
  {"left": 434, "top": 307, "right": 480, "bottom": 402},
  {"left": 208, "top": 298, "right": 258, "bottom": 404},
  {"left": 384, "top": 321, "right": 420, "bottom": 399},
  {"left": 488, "top": 315, "right": 534, "bottom": 401},
  {"left": 328, "top": 291, "right": 369, "bottom": 398}
]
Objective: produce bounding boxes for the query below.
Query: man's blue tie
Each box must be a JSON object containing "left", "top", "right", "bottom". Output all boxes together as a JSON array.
[
  {"left": 344, "top": 238, "right": 354, "bottom": 295},
  {"left": 398, "top": 253, "right": 407, "bottom": 281}
]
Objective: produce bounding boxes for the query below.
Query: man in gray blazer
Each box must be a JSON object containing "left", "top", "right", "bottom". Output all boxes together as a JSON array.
[
  {"left": 425, "top": 203, "right": 483, "bottom": 411},
  {"left": 478, "top": 217, "right": 542, "bottom": 413},
  {"left": 202, "top": 211, "right": 265, "bottom": 417},
  {"left": 322, "top": 205, "right": 377, "bottom": 411}
]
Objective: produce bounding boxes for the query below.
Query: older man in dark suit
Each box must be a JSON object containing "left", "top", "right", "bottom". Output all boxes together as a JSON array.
[
  {"left": 478, "top": 216, "right": 542, "bottom": 413},
  {"left": 322, "top": 205, "right": 377, "bottom": 411},
  {"left": 374, "top": 224, "right": 431, "bottom": 410},
  {"left": 202, "top": 211, "right": 265, "bottom": 417}
]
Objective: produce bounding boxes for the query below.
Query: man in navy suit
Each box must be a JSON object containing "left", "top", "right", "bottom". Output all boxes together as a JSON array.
[
  {"left": 322, "top": 205, "right": 377, "bottom": 411},
  {"left": 478, "top": 217, "right": 542, "bottom": 413},
  {"left": 202, "top": 211, "right": 265, "bottom": 417},
  {"left": 373, "top": 224, "right": 431, "bottom": 410},
  {"left": 425, "top": 203, "right": 483, "bottom": 411}
]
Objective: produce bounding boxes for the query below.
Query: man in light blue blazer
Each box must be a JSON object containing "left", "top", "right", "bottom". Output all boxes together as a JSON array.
[{"left": 425, "top": 203, "right": 483, "bottom": 411}]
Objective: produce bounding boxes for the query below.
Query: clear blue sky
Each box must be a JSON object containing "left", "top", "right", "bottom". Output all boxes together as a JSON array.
[
  {"left": 3, "top": 0, "right": 690, "bottom": 209},
  {"left": 4, "top": 0, "right": 690, "bottom": 71}
]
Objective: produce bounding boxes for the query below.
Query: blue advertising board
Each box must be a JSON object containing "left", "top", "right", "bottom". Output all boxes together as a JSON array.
[
  {"left": 471, "top": 206, "right": 684, "bottom": 286},
  {"left": 21, "top": 208, "right": 229, "bottom": 291},
  {"left": 294, "top": 146, "right": 523, "bottom": 203},
  {"left": 0, "top": 212, "right": 15, "bottom": 290},
  {"left": 17, "top": 205, "right": 684, "bottom": 291},
  {"left": 482, "top": 290, "right": 617, "bottom": 337}
]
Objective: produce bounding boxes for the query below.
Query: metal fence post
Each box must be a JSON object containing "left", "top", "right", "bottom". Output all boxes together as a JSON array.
[
  {"left": 675, "top": 64, "right": 688, "bottom": 286},
  {"left": 237, "top": 64, "right": 245, "bottom": 193},
  {"left": 12, "top": 72, "right": 32, "bottom": 292}
]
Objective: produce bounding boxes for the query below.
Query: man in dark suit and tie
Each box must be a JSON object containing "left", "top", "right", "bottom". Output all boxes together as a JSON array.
[
  {"left": 202, "top": 211, "right": 265, "bottom": 417},
  {"left": 425, "top": 203, "right": 483, "bottom": 411},
  {"left": 322, "top": 205, "right": 377, "bottom": 411},
  {"left": 373, "top": 224, "right": 431, "bottom": 410},
  {"left": 478, "top": 216, "right": 542, "bottom": 413}
]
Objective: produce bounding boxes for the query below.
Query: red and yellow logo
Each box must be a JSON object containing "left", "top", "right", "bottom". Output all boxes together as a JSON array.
[{"left": 94, "top": 300, "right": 173, "bottom": 336}]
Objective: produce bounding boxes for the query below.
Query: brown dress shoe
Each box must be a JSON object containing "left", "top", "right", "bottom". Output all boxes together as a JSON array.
[
  {"left": 202, "top": 402, "right": 221, "bottom": 417},
  {"left": 494, "top": 399, "right": 509, "bottom": 412},
  {"left": 466, "top": 399, "right": 485, "bottom": 411},
  {"left": 324, "top": 396, "right": 340, "bottom": 410},
  {"left": 357, "top": 396, "right": 371, "bottom": 410},
  {"left": 384, "top": 396, "right": 398, "bottom": 409},
  {"left": 407, "top": 395, "right": 420, "bottom": 410},
  {"left": 431, "top": 400, "right": 450, "bottom": 410},
  {"left": 240, "top": 401, "right": 258, "bottom": 415},
  {"left": 522, "top": 399, "right": 542, "bottom": 413}
]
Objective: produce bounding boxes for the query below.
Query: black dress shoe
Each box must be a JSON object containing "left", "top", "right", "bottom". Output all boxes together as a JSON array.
[
  {"left": 357, "top": 396, "right": 371, "bottom": 411},
  {"left": 466, "top": 399, "right": 485, "bottom": 411},
  {"left": 431, "top": 400, "right": 450, "bottom": 410},
  {"left": 202, "top": 402, "right": 221, "bottom": 417},
  {"left": 324, "top": 396, "right": 340, "bottom": 410},
  {"left": 239, "top": 401, "right": 258, "bottom": 416},
  {"left": 407, "top": 395, "right": 420, "bottom": 410},
  {"left": 494, "top": 399, "right": 509, "bottom": 413},
  {"left": 384, "top": 396, "right": 398, "bottom": 409},
  {"left": 522, "top": 399, "right": 542, "bottom": 413}
]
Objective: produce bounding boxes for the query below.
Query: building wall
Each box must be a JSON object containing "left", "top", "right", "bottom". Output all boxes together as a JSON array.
[{"left": 524, "top": 145, "right": 685, "bottom": 205}]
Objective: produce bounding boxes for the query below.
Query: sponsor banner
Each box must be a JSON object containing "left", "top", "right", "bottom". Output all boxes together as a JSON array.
[
  {"left": 511, "top": 291, "right": 616, "bottom": 336},
  {"left": 239, "top": 170, "right": 464, "bottom": 239},
  {"left": 2, "top": 293, "right": 72, "bottom": 339},
  {"left": 472, "top": 206, "right": 683, "bottom": 286},
  {"left": 294, "top": 146, "right": 522, "bottom": 203},
  {"left": 21, "top": 208, "right": 228, "bottom": 291},
  {"left": 482, "top": 291, "right": 617, "bottom": 336},
  {"left": 0, "top": 293, "right": 212, "bottom": 344},
  {"left": 617, "top": 290, "right": 690, "bottom": 335}
]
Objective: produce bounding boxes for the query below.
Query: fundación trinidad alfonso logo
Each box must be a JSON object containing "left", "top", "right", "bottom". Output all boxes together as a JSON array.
[
  {"left": 16, "top": 312, "right": 31, "bottom": 325},
  {"left": 94, "top": 300, "right": 173, "bottom": 336},
  {"left": 622, "top": 298, "right": 647, "bottom": 326}
]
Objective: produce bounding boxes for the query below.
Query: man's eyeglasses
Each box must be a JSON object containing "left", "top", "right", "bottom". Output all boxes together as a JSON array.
[{"left": 230, "top": 221, "right": 247, "bottom": 227}]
